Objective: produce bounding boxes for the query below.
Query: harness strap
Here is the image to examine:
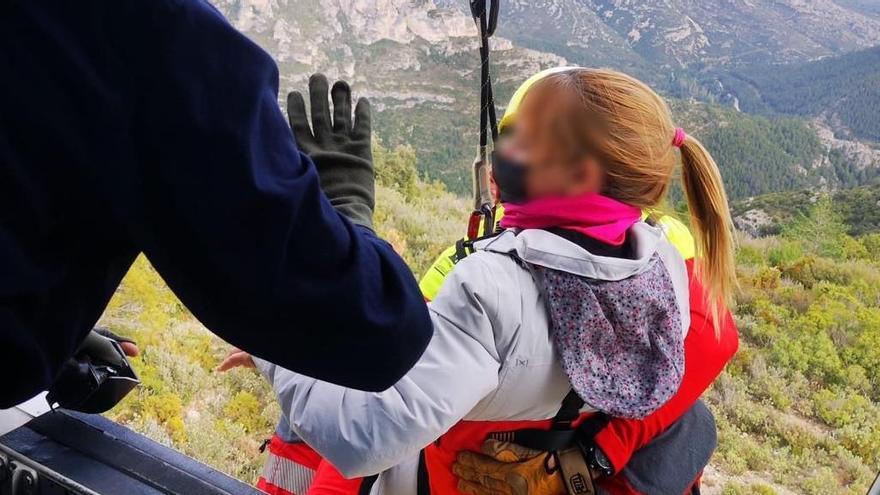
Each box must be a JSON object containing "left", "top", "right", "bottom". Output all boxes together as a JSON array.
[
  {"left": 358, "top": 474, "right": 377, "bottom": 495},
  {"left": 495, "top": 391, "right": 609, "bottom": 453},
  {"left": 416, "top": 449, "right": 430, "bottom": 495},
  {"left": 553, "top": 389, "right": 585, "bottom": 430},
  {"left": 364, "top": 450, "right": 428, "bottom": 495},
  {"left": 557, "top": 447, "right": 598, "bottom": 495}
]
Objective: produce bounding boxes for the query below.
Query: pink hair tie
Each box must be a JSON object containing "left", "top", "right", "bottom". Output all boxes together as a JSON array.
[{"left": 672, "top": 128, "right": 687, "bottom": 148}]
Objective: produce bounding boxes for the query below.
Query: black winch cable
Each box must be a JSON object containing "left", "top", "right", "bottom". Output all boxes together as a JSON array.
[
  {"left": 467, "top": 0, "right": 500, "bottom": 240},
  {"left": 473, "top": 0, "right": 499, "bottom": 147}
]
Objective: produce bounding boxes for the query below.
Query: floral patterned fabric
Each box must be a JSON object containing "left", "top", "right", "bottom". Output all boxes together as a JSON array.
[{"left": 534, "top": 254, "right": 685, "bottom": 419}]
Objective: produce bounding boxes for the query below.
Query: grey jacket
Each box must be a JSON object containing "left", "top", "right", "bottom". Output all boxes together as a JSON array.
[{"left": 254, "top": 224, "right": 690, "bottom": 491}]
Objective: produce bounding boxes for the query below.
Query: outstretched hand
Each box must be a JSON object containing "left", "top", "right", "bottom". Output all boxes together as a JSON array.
[
  {"left": 287, "top": 74, "right": 375, "bottom": 229},
  {"left": 216, "top": 348, "right": 256, "bottom": 372}
]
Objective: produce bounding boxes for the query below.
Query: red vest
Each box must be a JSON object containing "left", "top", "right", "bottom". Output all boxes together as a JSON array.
[{"left": 423, "top": 416, "right": 700, "bottom": 495}]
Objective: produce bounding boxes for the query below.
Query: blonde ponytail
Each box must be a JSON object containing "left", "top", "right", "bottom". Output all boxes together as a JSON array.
[
  {"left": 679, "top": 135, "right": 736, "bottom": 326},
  {"left": 521, "top": 69, "right": 737, "bottom": 331}
]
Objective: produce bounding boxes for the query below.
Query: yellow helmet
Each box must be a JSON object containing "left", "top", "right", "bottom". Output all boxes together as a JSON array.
[{"left": 498, "top": 66, "right": 579, "bottom": 134}]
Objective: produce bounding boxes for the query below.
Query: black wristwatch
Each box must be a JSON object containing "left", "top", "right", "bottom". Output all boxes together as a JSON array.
[{"left": 584, "top": 443, "right": 614, "bottom": 477}]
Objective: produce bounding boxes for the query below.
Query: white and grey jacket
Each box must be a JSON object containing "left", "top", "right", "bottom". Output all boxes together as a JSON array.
[{"left": 253, "top": 224, "right": 690, "bottom": 490}]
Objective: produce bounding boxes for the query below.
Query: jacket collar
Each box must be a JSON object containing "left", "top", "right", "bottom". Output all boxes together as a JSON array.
[{"left": 475, "top": 223, "right": 663, "bottom": 281}]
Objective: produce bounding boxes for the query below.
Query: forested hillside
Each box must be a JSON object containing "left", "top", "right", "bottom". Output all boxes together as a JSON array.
[
  {"left": 718, "top": 47, "right": 880, "bottom": 142},
  {"left": 383, "top": 94, "right": 877, "bottom": 199},
  {"left": 672, "top": 103, "right": 826, "bottom": 199},
  {"left": 710, "top": 199, "right": 880, "bottom": 494},
  {"left": 212, "top": 0, "right": 880, "bottom": 199},
  {"left": 732, "top": 185, "right": 880, "bottom": 237}
]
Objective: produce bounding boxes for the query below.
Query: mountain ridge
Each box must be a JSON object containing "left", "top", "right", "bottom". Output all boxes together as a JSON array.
[{"left": 211, "top": 0, "right": 880, "bottom": 196}]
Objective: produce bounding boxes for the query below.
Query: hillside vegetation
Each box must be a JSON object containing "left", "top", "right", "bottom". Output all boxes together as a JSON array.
[
  {"left": 732, "top": 184, "right": 880, "bottom": 237},
  {"left": 210, "top": 0, "right": 880, "bottom": 199},
  {"left": 99, "top": 149, "right": 879, "bottom": 494},
  {"left": 382, "top": 95, "right": 858, "bottom": 199},
  {"left": 672, "top": 103, "right": 829, "bottom": 200},
  {"left": 719, "top": 46, "right": 880, "bottom": 142},
  {"left": 706, "top": 199, "right": 880, "bottom": 494}
]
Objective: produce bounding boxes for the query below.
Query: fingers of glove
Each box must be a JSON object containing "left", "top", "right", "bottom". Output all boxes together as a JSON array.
[
  {"left": 308, "top": 74, "right": 333, "bottom": 137},
  {"left": 456, "top": 450, "right": 485, "bottom": 471},
  {"left": 453, "top": 463, "right": 513, "bottom": 494},
  {"left": 456, "top": 450, "right": 512, "bottom": 476},
  {"left": 352, "top": 97, "right": 372, "bottom": 142},
  {"left": 453, "top": 459, "right": 491, "bottom": 483},
  {"left": 481, "top": 439, "right": 543, "bottom": 462},
  {"left": 457, "top": 479, "right": 510, "bottom": 495},
  {"left": 331, "top": 80, "right": 353, "bottom": 134},
  {"left": 287, "top": 91, "right": 315, "bottom": 145}
]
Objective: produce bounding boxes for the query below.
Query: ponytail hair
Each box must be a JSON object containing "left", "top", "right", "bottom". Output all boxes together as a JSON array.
[
  {"left": 679, "top": 134, "right": 736, "bottom": 326},
  {"left": 522, "top": 68, "right": 737, "bottom": 331}
]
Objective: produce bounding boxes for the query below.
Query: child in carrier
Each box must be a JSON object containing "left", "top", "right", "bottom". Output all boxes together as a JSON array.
[{"left": 235, "top": 67, "right": 736, "bottom": 494}]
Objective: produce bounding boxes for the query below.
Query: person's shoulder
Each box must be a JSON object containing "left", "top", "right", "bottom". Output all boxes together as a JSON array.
[
  {"left": 437, "top": 249, "right": 525, "bottom": 312},
  {"left": 469, "top": 249, "right": 523, "bottom": 273}
]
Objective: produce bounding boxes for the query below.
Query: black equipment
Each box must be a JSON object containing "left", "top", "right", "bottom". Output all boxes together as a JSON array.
[
  {"left": 0, "top": 409, "right": 262, "bottom": 495},
  {"left": 45, "top": 331, "right": 140, "bottom": 415},
  {"left": 466, "top": 0, "right": 501, "bottom": 240}
]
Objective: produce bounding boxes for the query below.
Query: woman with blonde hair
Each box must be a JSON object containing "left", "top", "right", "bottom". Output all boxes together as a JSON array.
[{"left": 245, "top": 67, "right": 737, "bottom": 494}]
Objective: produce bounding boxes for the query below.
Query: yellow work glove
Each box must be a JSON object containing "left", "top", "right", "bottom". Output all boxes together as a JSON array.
[{"left": 453, "top": 438, "right": 567, "bottom": 495}]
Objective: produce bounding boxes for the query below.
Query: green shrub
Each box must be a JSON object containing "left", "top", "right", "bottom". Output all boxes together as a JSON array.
[{"left": 768, "top": 240, "right": 804, "bottom": 267}]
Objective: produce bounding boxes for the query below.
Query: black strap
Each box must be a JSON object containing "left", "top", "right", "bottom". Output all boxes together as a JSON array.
[
  {"left": 363, "top": 449, "right": 429, "bottom": 495},
  {"left": 454, "top": 238, "right": 473, "bottom": 264},
  {"left": 576, "top": 413, "right": 611, "bottom": 441},
  {"left": 358, "top": 474, "right": 378, "bottom": 495},
  {"left": 501, "top": 391, "right": 609, "bottom": 453},
  {"left": 455, "top": 230, "right": 506, "bottom": 263},
  {"left": 258, "top": 438, "right": 270, "bottom": 453},
  {"left": 416, "top": 449, "right": 431, "bottom": 495},
  {"left": 508, "top": 428, "right": 578, "bottom": 452},
  {"left": 470, "top": 0, "right": 499, "bottom": 149},
  {"left": 553, "top": 389, "right": 585, "bottom": 430}
]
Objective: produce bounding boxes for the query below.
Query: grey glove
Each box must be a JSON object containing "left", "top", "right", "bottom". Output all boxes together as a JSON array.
[{"left": 288, "top": 74, "right": 375, "bottom": 229}]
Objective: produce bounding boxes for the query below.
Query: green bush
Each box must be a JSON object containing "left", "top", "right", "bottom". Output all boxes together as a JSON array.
[{"left": 768, "top": 240, "right": 803, "bottom": 267}]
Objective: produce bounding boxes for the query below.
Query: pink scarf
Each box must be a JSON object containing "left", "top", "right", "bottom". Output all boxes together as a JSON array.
[{"left": 500, "top": 194, "right": 641, "bottom": 246}]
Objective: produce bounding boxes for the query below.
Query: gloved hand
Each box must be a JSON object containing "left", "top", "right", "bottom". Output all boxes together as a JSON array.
[
  {"left": 287, "top": 74, "right": 375, "bottom": 229},
  {"left": 453, "top": 439, "right": 566, "bottom": 495}
]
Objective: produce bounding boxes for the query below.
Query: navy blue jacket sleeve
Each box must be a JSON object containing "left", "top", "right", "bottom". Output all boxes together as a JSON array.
[{"left": 103, "top": 0, "right": 431, "bottom": 391}]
